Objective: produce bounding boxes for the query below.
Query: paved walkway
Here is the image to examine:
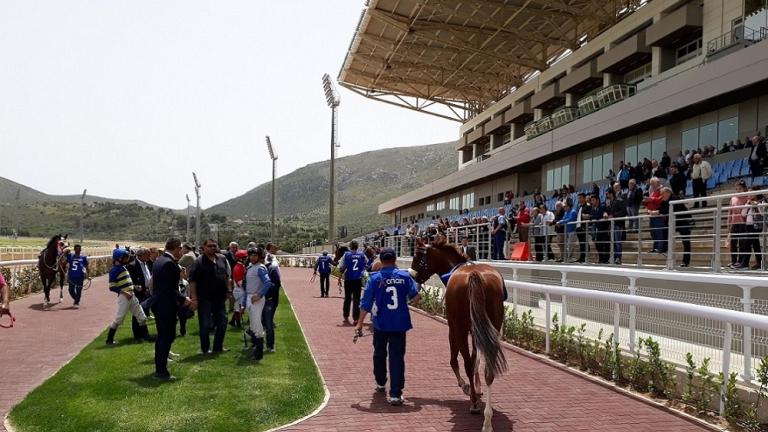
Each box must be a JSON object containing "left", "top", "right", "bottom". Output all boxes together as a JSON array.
[
  {"left": 0, "top": 276, "right": 116, "bottom": 432},
  {"left": 280, "top": 267, "right": 712, "bottom": 432}
]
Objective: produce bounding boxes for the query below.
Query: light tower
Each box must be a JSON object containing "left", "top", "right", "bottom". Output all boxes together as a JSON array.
[
  {"left": 266, "top": 135, "right": 278, "bottom": 243},
  {"left": 322, "top": 73, "right": 340, "bottom": 243},
  {"left": 192, "top": 172, "right": 201, "bottom": 247}
]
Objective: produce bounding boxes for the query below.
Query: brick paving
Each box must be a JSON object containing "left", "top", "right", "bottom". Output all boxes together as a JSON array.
[
  {"left": 0, "top": 276, "right": 117, "bottom": 431},
  {"left": 280, "top": 267, "right": 711, "bottom": 432}
]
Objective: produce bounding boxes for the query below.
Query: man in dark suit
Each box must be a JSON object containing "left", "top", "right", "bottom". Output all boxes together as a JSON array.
[
  {"left": 575, "top": 193, "right": 592, "bottom": 263},
  {"left": 459, "top": 237, "right": 477, "bottom": 261},
  {"left": 151, "top": 238, "right": 192, "bottom": 380},
  {"left": 127, "top": 248, "right": 154, "bottom": 341}
]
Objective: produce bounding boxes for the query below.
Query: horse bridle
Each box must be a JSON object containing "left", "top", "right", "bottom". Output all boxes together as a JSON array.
[{"left": 409, "top": 244, "right": 429, "bottom": 284}]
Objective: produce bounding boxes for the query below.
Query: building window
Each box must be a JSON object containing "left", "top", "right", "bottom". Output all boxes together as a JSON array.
[
  {"left": 501, "top": 131, "right": 512, "bottom": 146},
  {"left": 426, "top": 204, "right": 435, "bottom": 213},
  {"left": 699, "top": 123, "right": 716, "bottom": 148},
  {"left": 682, "top": 128, "right": 698, "bottom": 152},
  {"left": 582, "top": 148, "right": 613, "bottom": 184},
  {"left": 718, "top": 117, "right": 738, "bottom": 145},
  {"left": 651, "top": 137, "right": 667, "bottom": 161},
  {"left": 462, "top": 192, "right": 475, "bottom": 210},
  {"left": 436, "top": 201, "right": 445, "bottom": 211},
  {"left": 449, "top": 197, "right": 460, "bottom": 210},
  {"left": 624, "top": 63, "right": 652, "bottom": 85},
  {"left": 676, "top": 38, "right": 702, "bottom": 65},
  {"left": 479, "top": 197, "right": 485, "bottom": 206},
  {"left": 497, "top": 192, "right": 504, "bottom": 202},
  {"left": 546, "top": 164, "right": 570, "bottom": 192}
]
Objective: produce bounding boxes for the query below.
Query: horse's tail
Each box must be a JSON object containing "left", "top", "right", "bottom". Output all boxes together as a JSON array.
[{"left": 468, "top": 270, "right": 507, "bottom": 378}]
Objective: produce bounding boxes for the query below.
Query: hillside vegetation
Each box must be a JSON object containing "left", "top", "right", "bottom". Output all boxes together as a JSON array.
[
  {"left": 209, "top": 141, "right": 456, "bottom": 237},
  {"left": 0, "top": 141, "right": 456, "bottom": 250}
]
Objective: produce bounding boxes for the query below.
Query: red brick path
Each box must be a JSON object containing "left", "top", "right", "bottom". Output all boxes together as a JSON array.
[
  {"left": 280, "top": 267, "right": 711, "bottom": 432},
  {"left": 1, "top": 277, "right": 117, "bottom": 431}
]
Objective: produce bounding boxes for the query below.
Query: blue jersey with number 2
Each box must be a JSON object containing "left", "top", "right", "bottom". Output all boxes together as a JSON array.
[
  {"left": 360, "top": 266, "right": 418, "bottom": 332},
  {"left": 342, "top": 251, "right": 367, "bottom": 280}
]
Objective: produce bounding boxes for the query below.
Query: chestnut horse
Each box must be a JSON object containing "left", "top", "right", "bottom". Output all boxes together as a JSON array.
[
  {"left": 409, "top": 237, "right": 506, "bottom": 432},
  {"left": 38, "top": 234, "right": 68, "bottom": 307}
]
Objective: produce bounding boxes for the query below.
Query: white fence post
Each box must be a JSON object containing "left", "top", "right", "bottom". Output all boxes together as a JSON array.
[
  {"left": 545, "top": 292, "right": 551, "bottom": 354},
  {"left": 742, "top": 285, "right": 754, "bottom": 382},
  {"left": 560, "top": 272, "right": 568, "bottom": 328},
  {"left": 720, "top": 322, "right": 733, "bottom": 416},
  {"left": 628, "top": 277, "right": 637, "bottom": 354}
]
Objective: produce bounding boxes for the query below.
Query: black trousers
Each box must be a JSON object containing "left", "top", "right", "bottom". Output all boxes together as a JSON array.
[
  {"left": 343, "top": 279, "right": 363, "bottom": 322},
  {"left": 676, "top": 226, "right": 692, "bottom": 266},
  {"left": 692, "top": 178, "right": 707, "bottom": 207},
  {"left": 730, "top": 224, "right": 746, "bottom": 265},
  {"left": 593, "top": 230, "right": 610, "bottom": 264},
  {"left": 741, "top": 224, "right": 763, "bottom": 267},
  {"left": 373, "top": 329, "right": 406, "bottom": 398},
  {"left": 576, "top": 228, "right": 587, "bottom": 262},
  {"left": 154, "top": 312, "right": 177, "bottom": 376},
  {"left": 131, "top": 288, "right": 151, "bottom": 338},
  {"left": 319, "top": 273, "right": 330, "bottom": 297}
]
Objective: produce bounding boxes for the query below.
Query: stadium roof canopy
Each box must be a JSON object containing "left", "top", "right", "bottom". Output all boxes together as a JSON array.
[{"left": 338, "top": 0, "right": 649, "bottom": 122}]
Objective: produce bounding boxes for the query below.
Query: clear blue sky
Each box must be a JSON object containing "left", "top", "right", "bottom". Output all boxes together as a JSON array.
[{"left": 0, "top": 1, "right": 456, "bottom": 209}]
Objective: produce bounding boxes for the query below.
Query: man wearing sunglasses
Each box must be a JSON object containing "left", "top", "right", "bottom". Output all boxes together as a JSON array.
[{"left": 188, "top": 239, "right": 231, "bottom": 354}]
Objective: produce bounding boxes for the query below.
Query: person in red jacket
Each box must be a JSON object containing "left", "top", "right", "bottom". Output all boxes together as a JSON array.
[
  {"left": 228, "top": 249, "right": 248, "bottom": 328},
  {"left": 515, "top": 202, "right": 531, "bottom": 244},
  {"left": 643, "top": 178, "right": 666, "bottom": 253}
]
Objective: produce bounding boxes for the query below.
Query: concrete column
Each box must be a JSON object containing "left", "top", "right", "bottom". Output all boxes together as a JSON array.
[
  {"left": 534, "top": 108, "right": 544, "bottom": 121},
  {"left": 565, "top": 93, "right": 577, "bottom": 106}
]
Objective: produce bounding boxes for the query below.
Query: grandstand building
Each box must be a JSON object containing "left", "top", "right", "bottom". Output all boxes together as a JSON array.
[{"left": 339, "top": 0, "right": 768, "bottom": 226}]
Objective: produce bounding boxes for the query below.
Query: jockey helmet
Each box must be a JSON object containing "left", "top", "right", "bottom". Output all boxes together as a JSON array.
[{"left": 112, "top": 248, "right": 129, "bottom": 262}]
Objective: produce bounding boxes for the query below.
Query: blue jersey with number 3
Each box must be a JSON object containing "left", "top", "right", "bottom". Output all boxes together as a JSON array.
[
  {"left": 342, "top": 251, "right": 367, "bottom": 280},
  {"left": 67, "top": 254, "right": 88, "bottom": 282},
  {"left": 360, "top": 266, "right": 418, "bottom": 332}
]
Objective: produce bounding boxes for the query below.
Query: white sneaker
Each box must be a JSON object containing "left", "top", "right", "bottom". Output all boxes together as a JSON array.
[
  {"left": 375, "top": 385, "right": 386, "bottom": 393},
  {"left": 388, "top": 396, "right": 404, "bottom": 406},
  {"left": 269, "top": 348, "right": 276, "bottom": 353},
  {"left": 73, "top": 304, "right": 80, "bottom": 309}
]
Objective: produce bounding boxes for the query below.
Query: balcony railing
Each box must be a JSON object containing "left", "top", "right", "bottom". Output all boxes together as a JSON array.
[
  {"left": 706, "top": 26, "right": 768, "bottom": 57},
  {"left": 524, "top": 83, "right": 637, "bottom": 140}
]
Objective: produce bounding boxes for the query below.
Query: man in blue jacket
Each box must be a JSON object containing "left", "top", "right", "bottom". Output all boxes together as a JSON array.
[
  {"left": 355, "top": 248, "right": 420, "bottom": 406},
  {"left": 338, "top": 240, "right": 367, "bottom": 326},
  {"left": 314, "top": 251, "right": 333, "bottom": 298},
  {"left": 556, "top": 201, "right": 579, "bottom": 263}
]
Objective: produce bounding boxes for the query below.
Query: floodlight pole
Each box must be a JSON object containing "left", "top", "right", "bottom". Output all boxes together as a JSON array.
[
  {"left": 192, "top": 173, "right": 201, "bottom": 247},
  {"left": 79, "top": 189, "right": 87, "bottom": 243},
  {"left": 12, "top": 188, "right": 19, "bottom": 241},
  {"left": 266, "top": 136, "right": 278, "bottom": 243},
  {"left": 322, "top": 73, "right": 340, "bottom": 244},
  {"left": 185, "top": 194, "right": 191, "bottom": 243}
]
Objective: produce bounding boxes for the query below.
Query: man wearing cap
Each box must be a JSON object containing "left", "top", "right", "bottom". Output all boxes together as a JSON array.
[
  {"left": 354, "top": 247, "right": 420, "bottom": 406},
  {"left": 105, "top": 248, "right": 154, "bottom": 345},
  {"left": 338, "top": 240, "right": 367, "bottom": 325},
  {"left": 314, "top": 251, "right": 334, "bottom": 298}
]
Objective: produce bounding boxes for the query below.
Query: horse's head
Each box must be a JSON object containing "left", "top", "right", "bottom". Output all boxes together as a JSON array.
[
  {"left": 333, "top": 244, "right": 349, "bottom": 265},
  {"left": 408, "top": 236, "right": 466, "bottom": 284},
  {"left": 46, "top": 234, "right": 62, "bottom": 251},
  {"left": 364, "top": 246, "right": 376, "bottom": 261}
]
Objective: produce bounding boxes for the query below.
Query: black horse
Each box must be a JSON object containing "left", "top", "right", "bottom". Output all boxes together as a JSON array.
[{"left": 38, "top": 234, "right": 68, "bottom": 307}]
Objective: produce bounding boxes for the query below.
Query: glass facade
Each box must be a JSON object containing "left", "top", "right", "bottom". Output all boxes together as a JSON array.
[{"left": 718, "top": 117, "right": 738, "bottom": 145}]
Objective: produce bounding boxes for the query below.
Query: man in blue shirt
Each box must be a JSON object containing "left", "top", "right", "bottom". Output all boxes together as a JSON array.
[
  {"left": 338, "top": 240, "right": 367, "bottom": 325},
  {"left": 490, "top": 207, "right": 507, "bottom": 260},
  {"left": 66, "top": 244, "right": 90, "bottom": 308},
  {"left": 313, "top": 250, "right": 333, "bottom": 298},
  {"left": 355, "top": 247, "right": 420, "bottom": 406}
]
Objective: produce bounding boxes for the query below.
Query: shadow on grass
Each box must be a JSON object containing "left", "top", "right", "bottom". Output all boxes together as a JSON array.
[
  {"left": 128, "top": 373, "right": 179, "bottom": 389},
  {"left": 406, "top": 396, "right": 515, "bottom": 432}
]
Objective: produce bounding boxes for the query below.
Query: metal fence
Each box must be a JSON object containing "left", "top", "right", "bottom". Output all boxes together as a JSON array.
[{"left": 0, "top": 246, "right": 114, "bottom": 261}]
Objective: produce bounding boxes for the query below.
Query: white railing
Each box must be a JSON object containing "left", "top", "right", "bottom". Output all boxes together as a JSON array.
[
  {"left": 0, "top": 256, "right": 111, "bottom": 299},
  {"left": 0, "top": 246, "right": 114, "bottom": 261},
  {"left": 504, "top": 277, "right": 768, "bottom": 415}
]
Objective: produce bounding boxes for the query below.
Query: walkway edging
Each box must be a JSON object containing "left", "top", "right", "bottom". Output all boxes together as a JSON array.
[
  {"left": 408, "top": 306, "right": 725, "bottom": 432},
  {"left": 266, "top": 287, "right": 331, "bottom": 432}
]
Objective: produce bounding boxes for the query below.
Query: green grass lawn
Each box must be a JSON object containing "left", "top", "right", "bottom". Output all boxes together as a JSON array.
[{"left": 9, "top": 292, "right": 324, "bottom": 432}]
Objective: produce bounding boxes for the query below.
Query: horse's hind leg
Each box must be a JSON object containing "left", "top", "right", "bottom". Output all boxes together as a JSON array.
[
  {"left": 449, "top": 325, "right": 466, "bottom": 391},
  {"left": 482, "top": 366, "right": 496, "bottom": 432},
  {"left": 460, "top": 339, "right": 481, "bottom": 414}
]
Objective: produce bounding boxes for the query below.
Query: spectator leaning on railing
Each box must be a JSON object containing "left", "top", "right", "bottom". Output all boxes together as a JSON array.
[
  {"left": 556, "top": 200, "right": 579, "bottom": 262},
  {"left": 670, "top": 191, "right": 693, "bottom": 268},
  {"left": 589, "top": 195, "right": 611, "bottom": 264},
  {"left": 606, "top": 186, "right": 627, "bottom": 265},
  {"left": 553, "top": 201, "right": 566, "bottom": 262},
  {"left": 626, "top": 179, "right": 643, "bottom": 231},
  {"left": 644, "top": 178, "right": 666, "bottom": 254},
  {"left": 741, "top": 186, "right": 765, "bottom": 270}
]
